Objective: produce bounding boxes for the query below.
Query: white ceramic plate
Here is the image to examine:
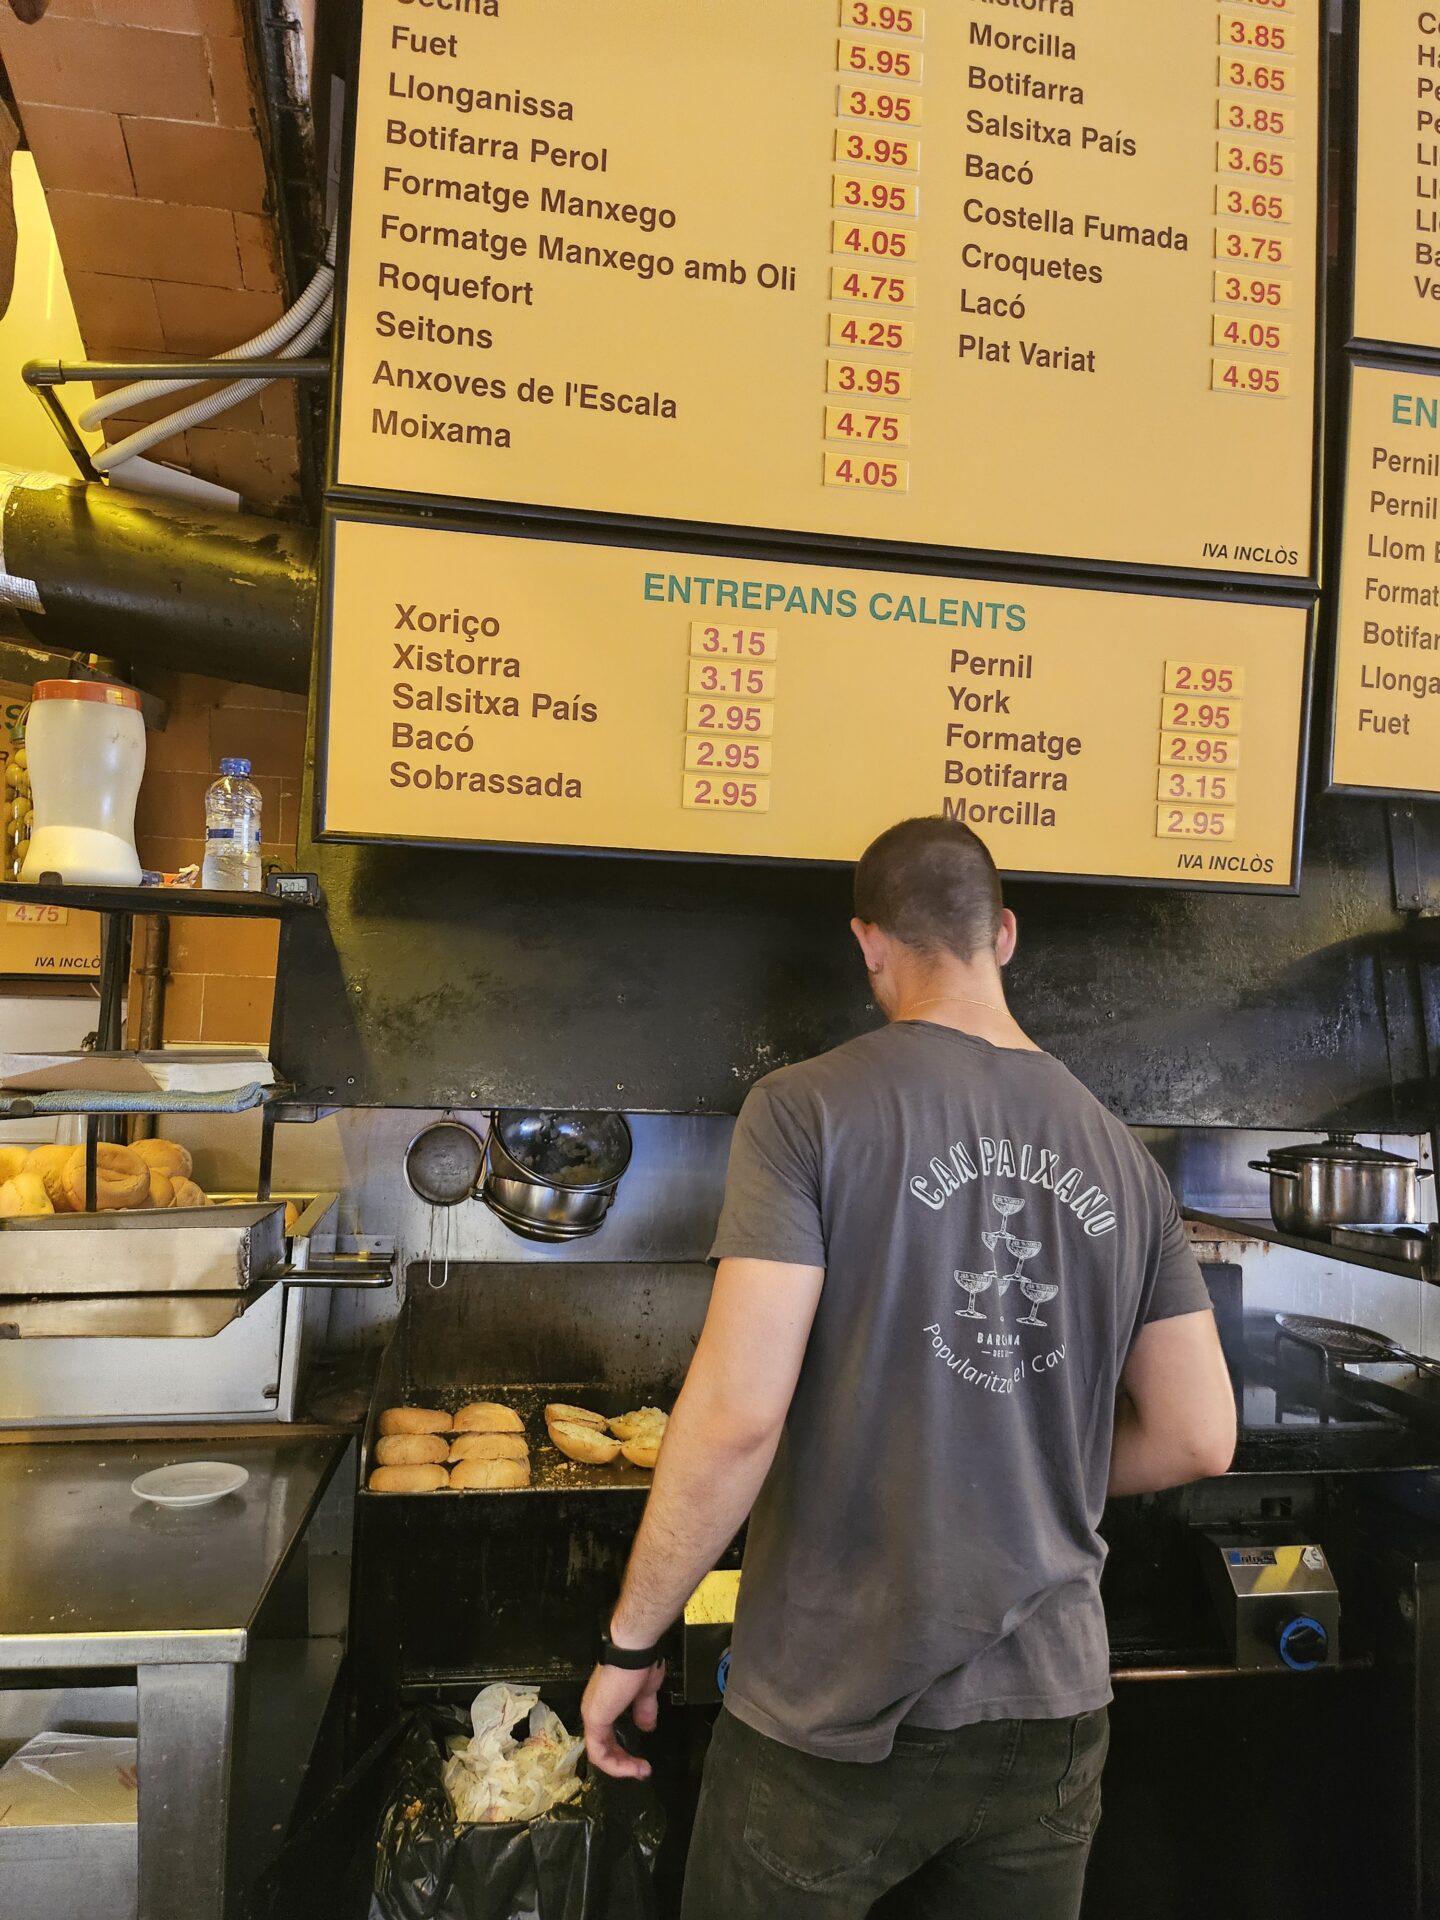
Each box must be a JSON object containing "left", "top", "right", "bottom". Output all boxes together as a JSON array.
[{"left": 131, "top": 1462, "right": 249, "bottom": 1508}]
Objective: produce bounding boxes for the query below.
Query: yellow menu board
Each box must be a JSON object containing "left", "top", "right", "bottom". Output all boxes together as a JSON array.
[
  {"left": 1332, "top": 362, "right": 1440, "bottom": 797},
  {"left": 319, "top": 516, "right": 1309, "bottom": 887},
  {"left": 1351, "top": 6, "right": 1440, "bottom": 351},
  {"left": 334, "top": 0, "right": 1321, "bottom": 578}
]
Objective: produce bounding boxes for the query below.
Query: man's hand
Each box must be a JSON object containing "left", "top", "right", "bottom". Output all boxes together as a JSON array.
[{"left": 582, "top": 1658, "right": 666, "bottom": 1780}]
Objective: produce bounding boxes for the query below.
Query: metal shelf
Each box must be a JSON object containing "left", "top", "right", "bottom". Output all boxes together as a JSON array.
[
  {"left": 0, "top": 878, "right": 319, "bottom": 918},
  {"left": 1186, "top": 1209, "right": 1435, "bottom": 1285}
]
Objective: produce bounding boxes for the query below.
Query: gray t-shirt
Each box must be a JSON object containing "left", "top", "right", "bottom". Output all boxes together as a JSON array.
[{"left": 710, "top": 1020, "right": 1213, "bottom": 1763}]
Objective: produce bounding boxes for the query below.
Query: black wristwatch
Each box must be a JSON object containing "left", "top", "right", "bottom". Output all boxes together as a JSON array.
[{"left": 598, "top": 1626, "right": 664, "bottom": 1670}]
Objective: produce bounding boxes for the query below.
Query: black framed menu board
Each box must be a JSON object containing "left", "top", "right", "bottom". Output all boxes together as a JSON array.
[
  {"left": 318, "top": 511, "right": 1312, "bottom": 889},
  {"left": 331, "top": 0, "right": 1324, "bottom": 581},
  {"left": 1347, "top": 3, "right": 1440, "bottom": 354},
  {"left": 1330, "top": 358, "right": 1440, "bottom": 800}
]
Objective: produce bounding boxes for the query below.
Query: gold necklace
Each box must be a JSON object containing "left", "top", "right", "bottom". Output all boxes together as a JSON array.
[{"left": 903, "top": 992, "right": 1006, "bottom": 1018}]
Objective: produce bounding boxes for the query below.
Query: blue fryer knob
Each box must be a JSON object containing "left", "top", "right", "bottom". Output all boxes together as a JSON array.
[{"left": 1278, "top": 1615, "right": 1328, "bottom": 1671}]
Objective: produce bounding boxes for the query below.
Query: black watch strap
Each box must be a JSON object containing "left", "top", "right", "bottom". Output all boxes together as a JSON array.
[{"left": 599, "top": 1627, "right": 664, "bottom": 1670}]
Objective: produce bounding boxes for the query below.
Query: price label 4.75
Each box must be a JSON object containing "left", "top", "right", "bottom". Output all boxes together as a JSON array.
[{"left": 4, "top": 902, "right": 69, "bottom": 926}]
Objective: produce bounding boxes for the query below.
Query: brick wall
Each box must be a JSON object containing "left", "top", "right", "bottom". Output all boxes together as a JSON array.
[
  {"left": 0, "top": 0, "right": 304, "bottom": 513},
  {"left": 132, "top": 669, "right": 306, "bottom": 1045}
]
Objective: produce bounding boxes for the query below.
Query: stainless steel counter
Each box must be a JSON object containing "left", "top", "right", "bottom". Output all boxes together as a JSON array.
[
  {"left": 0, "top": 1433, "right": 341, "bottom": 1664},
  {"left": 0, "top": 1432, "right": 350, "bottom": 1920}
]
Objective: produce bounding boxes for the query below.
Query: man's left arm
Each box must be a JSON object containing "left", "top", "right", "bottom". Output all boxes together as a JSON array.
[{"left": 581, "top": 1254, "right": 823, "bottom": 1778}]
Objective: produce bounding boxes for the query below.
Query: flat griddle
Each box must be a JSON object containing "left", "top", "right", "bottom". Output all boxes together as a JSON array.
[{"left": 360, "top": 1262, "right": 711, "bottom": 1494}]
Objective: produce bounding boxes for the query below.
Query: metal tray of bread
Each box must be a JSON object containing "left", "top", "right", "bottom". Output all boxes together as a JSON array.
[{"left": 0, "top": 1203, "right": 287, "bottom": 1296}]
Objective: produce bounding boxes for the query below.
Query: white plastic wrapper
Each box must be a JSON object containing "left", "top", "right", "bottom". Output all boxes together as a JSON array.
[
  {"left": 0, "top": 1732, "right": 138, "bottom": 1826},
  {"left": 442, "top": 1684, "right": 585, "bottom": 1826}
]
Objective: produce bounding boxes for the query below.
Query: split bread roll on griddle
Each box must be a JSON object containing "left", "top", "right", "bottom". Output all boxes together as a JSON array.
[
  {"left": 609, "top": 1407, "right": 667, "bottom": 1441},
  {"left": 375, "top": 1432, "right": 449, "bottom": 1467},
  {"left": 544, "top": 1402, "right": 607, "bottom": 1430},
  {"left": 62, "top": 1142, "right": 149, "bottom": 1212},
  {"left": 620, "top": 1436, "right": 663, "bottom": 1471},
  {"left": 131, "top": 1137, "right": 193, "bottom": 1181},
  {"left": 368, "top": 1463, "right": 448, "bottom": 1493},
  {"left": 548, "top": 1418, "right": 621, "bottom": 1465},
  {"left": 378, "top": 1406, "right": 451, "bottom": 1437},
  {"left": 448, "top": 1432, "right": 530, "bottom": 1464},
  {"left": 453, "top": 1401, "right": 524, "bottom": 1434},
  {"left": 449, "top": 1456, "right": 530, "bottom": 1490}
]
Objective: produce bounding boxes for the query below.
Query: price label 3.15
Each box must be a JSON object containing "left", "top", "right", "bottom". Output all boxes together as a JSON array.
[{"left": 689, "top": 623, "right": 777, "bottom": 660}]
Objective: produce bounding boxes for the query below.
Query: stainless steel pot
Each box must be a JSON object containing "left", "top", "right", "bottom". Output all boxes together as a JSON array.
[
  {"left": 481, "top": 1110, "right": 633, "bottom": 1243},
  {"left": 1249, "top": 1134, "right": 1430, "bottom": 1236}
]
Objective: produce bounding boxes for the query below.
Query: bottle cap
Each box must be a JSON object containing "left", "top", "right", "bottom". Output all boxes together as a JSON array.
[
  {"left": 219, "top": 757, "right": 252, "bottom": 777},
  {"left": 32, "top": 679, "right": 142, "bottom": 711}
]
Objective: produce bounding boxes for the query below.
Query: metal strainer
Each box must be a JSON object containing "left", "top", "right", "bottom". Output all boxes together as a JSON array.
[
  {"left": 404, "top": 1118, "right": 484, "bottom": 1206},
  {"left": 404, "top": 1118, "right": 485, "bottom": 1291}
]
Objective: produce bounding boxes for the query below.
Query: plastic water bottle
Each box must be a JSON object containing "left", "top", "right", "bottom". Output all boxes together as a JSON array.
[{"left": 201, "top": 757, "right": 263, "bottom": 891}]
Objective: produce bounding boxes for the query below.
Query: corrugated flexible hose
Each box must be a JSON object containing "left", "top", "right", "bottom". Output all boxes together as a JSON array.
[{"left": 78, "top": 226, "right": 337, "bottom": 432}]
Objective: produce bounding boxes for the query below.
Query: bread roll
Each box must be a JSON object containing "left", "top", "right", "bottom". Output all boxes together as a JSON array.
[
  {"left": 449, "top": 1456, "right": 530, "bottom": 1490},
  {"left": 453, "top": 1401, "right": 524, "bottom": 1434},
  {"left": 0, "top": 1172, "right": 54, "bottom": 1217},
  {"left": 609, "top": 1408, "right": 667, "bottom": 1440},
  {"left": 620, "top": 1436, "right": 662, "bottom": 1470},
  {"left": 448, "top": 1432, "right": 530, "bottom": 1464},
  {"left": 0, "top": 1145, "right": 29, "bottom": 1181},
  {"left": 375, "top": 1433, "right": 449, "bottom": 1467},
  {"left": 368, "top": 1464, "right": 448, "bottom": 1494},
  {"left": 145, "top": 1169, "right": 175, "bottom": 1211},
  {"left": 545, "top": 1402, "right": 607, "bottom": 1430},
  {"left": 283, "top": 1199, "right": 300, "bottom": 1234},
  {"left": 168, "top": 1177, "right": 211, "bottom": 1210},
  {"left": 26, "top": 1144, "right": 76, "bottom": 1212},
  {"left": 131, "top": 1137, "right": 193, "bottom": 1181},
  {"left": 62, "top": 1143, "right": 148, "bottom": 1212},
  {"left": 378, "top": 1406, "right": 450, "bottom": 1437},
  {"left": 548, "top": 1418, "right": 621, "bottom": 1465}
]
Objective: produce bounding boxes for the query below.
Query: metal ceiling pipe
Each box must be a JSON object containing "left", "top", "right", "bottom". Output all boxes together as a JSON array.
[{"left": 0, "top": 466, "right": 317, "bottom": 693}]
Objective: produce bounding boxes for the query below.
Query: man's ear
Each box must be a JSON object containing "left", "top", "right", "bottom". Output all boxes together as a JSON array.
[
  {"left": 850, "top": 917, "right": 884, "bottom": 973},
  {"left": 995, "top": 908, "right": 1018, "bottom": 969}
]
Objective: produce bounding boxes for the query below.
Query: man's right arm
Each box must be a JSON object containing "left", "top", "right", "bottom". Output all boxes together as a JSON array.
[{"left": 1108, "top": 1309, "right": 1237, "bottom": 1496}]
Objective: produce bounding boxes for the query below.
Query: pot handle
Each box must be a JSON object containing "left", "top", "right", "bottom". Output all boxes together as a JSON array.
[{"left": 1249, "top": 1161, "right": 1298, "bottom": 1179}]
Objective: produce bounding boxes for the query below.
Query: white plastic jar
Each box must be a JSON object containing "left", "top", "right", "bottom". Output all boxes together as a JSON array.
[{"left": 20, "top": 680, "right": 145, "bottom": 886}]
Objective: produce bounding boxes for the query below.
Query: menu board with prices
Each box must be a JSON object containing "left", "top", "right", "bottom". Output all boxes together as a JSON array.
[
  {"left": 1331, "top": 361, "right": 1440, "bottom": 798},
  {"left": 334, "top": 0, "right": 1322, "bottom": 579},
  {"left": 1349, "top": 5, "right": 1440, "bottom": 352},
  {"left": 319, "top": 515, "right": 1310, "bottom": 888}
]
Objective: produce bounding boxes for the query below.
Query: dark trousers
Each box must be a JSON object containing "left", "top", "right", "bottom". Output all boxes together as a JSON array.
[{"left": 680, "top": 1704, "right": 1108, "bottom": 1920}]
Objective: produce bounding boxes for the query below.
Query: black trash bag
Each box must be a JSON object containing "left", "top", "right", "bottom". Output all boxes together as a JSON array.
[{"left": 371, "top": 1713, "right": 664, "bottom": 1920}]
